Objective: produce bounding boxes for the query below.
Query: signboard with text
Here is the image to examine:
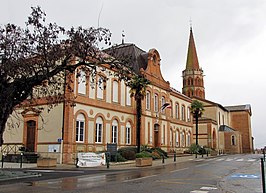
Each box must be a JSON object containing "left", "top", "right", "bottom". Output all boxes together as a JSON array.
[{"left": 77, "top": 152, "right": 106, "bottom": 167}]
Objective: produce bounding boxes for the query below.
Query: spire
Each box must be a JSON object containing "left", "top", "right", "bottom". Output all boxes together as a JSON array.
[{"left": 186, "top": 27, "right": 200, "bottom": 70}]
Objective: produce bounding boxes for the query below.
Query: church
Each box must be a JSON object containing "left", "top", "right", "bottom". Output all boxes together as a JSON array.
[{"left": 1, "top": 28, "right": 253, "bottom": 164}]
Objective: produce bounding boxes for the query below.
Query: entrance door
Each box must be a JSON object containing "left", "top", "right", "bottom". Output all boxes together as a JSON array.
[
  {"left": 154, "top": 124, "right": 159, "bottom": 148},
  {"left": 26, "top": 120, "right": 36, "bottom": 152}
]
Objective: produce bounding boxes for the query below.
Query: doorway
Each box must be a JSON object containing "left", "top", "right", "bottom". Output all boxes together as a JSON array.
[
  {"left": 26, "top": 120, "right": 36, "bottom": 152},
  {"left": 154, "top": 124, "right": 160, "bottom": 148}
]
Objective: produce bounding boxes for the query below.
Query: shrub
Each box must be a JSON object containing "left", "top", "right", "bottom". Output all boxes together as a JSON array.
[
  {"left": 135, "top": 151, "right": 152, "bottom": 158},
  {"left": 115, "top": 153, "right": 127, "bottom": 162},
  {"left": 117, "top": 147, "right": 137, "bottom": 160}
]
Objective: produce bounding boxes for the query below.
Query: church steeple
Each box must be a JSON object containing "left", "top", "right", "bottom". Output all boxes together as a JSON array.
[
  {"left": 182, "top": 27, "right": 205, "bottom": 99},
  {"left": 186, "top": 27, "right": 200, "bottom": 70}
]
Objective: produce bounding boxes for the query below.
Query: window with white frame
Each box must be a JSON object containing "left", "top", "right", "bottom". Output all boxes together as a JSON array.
[
  {"left": 76, "top": 114, "right": 85, "bottom": 142},
  {"left": 181, "top": 105, "right": 185, "bottom": 121},
  {"left": 146, "top": 91, "right": 151, "bottom": 110},
  {"left": 126, "top": 122, "right": 131, "bottom": 144},
  {"left": 170, "top": 129, "right": 173, "bottom": 147},
  {"left": 161, "top": 125, "right": 165, "bottom": 145},
  {"left": 78, "top": 70, "right": 86, "bottom": 95},
  {"left": 112, "top": 120, "right": 118, "bottom": 143},
  {"left": 112, "top": 80, "right": 118, "bottom": 103},
  {"left": 175, "top": 103, "right": 179, "bottom": 119},
  {"left": 126, "top": 86, "right": 131, "bottom": 106},
  {"left": 187, "top": 107, "right": 191, "bottom": 121},
  {"left": 176, "top": 130, "right": 179, "bottom": 147},
  {"left": 161, "top": 96, "right": 165, "bottom": 113},
  {"left": 95, "top": 117, "right": 103, "bottom": 143},
  {"left": 97, "top": 76, "right": 104, "bottom": 99},
  {"left": 154, "top": 94, "right": 158, "bottom": 112},
  {"left": 181, "top": 131, "right": 185, "bottom": 147},
  {"left": 187, "top": 132, "right": 191, "bottom": 146}
]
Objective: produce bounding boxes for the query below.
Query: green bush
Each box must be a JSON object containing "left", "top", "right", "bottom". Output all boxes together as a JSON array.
[
  {"left": 136, "top": 151, "right": 152, "bottom": 158},
  {"left": 117, "top": 147, "right": 137, "bottom": 160},
  {"left": 115, "top": 153, "right": 127, "bottom": 162}
]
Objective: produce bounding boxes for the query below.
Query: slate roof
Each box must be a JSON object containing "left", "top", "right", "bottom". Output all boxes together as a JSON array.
[
  {"left": 219, "top": 125, "right": 236, "bottom": 132},
  {"left": 104, "top": 43, "right": 148, "bottom": 74},
  {"left": 225, "top": 104, "right": 252, "bottom": 115}
]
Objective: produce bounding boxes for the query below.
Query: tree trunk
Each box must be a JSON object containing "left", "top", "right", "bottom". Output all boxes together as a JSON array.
[
  {"left": 136, "top": 97, "right": 142, "bottom": 153},
  {"left": 0, "top": 100, "right": 14, "bottom": 146}
]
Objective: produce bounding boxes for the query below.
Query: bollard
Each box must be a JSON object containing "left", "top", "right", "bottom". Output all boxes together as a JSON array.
[
  {"left": 261, "top": 158, "right": 265, "bottom": 193},
  {"left": 263, "top": 149, "right": 265, "bottom": 162},
  {"left": 174, "top": 152, "right": 176, "bottom": 162},
  {"left": 162, "top": 155, "right": 165, "bottom": 164},
  {"left": 20, "top": 153, "right": 23, "bottom": 168},
  {"left": 207, "top": 150, "right": 209, "bottom": 157},
  {"left": 106, "top": 152, "right": 110, "bottom": 169},
  {"left": 1, "top": 155, "right": 4, "bottom": 168}
]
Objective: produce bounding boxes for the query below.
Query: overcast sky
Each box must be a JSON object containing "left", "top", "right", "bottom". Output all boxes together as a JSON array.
[{"left": 1, "top": 0, "right": 265, "bottom": 148}]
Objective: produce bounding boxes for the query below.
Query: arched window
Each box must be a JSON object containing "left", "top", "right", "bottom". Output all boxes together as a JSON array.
[
  {"left": 126, "top": 86, "right": 131, "bottom": 106},
  {"left": 181, "top": 131, "right": 185, "bottom": 147},
  {"left": 176, "top": 130, "right": 179, "bottom": 147},
  {"left": 111, "top": 120, "right": 118, "bottom": 143},
  {"left": 170, "top": 100, "right": 173, "bottom": 117},
  {"left": 187, "top": 132, "right": 191, "bottom": 146},
  {"left": 97, "top": 76, "right": 104, "bottom": 99},
  {"left": 170, "top": 129, "right": 173, "bottom": 147},
  {"left": 95, "top": 117, "right": 103, "bottom": 143},
  {"left": 112, "top": 80, "right": 118, "bottom": 103},
  {"left": 187, "top": 107, "right": 191, "bottom": 122},
  {"left": 78, "top": 70, "right": 86, "bottom": 95},
  {"left": 181, "top": 105, "right": 186, "bottom": 121},
  {"left": 154, "top": 94, "right": 159, "bottom": 112},
  {"left": 146, "top": 91, "right": 151, "bottom": 110},
  {"left": 126, "top": 122, "right": 131, "bottom": 145},
  {"left": 175, "top": 103, "right": 179, "bottom": 119},
  {"left": 76, "top": 114, "right": 85, "bottom": 142},
  {"left": 161, "top": 96, "right": 165, "bottom": 113}
]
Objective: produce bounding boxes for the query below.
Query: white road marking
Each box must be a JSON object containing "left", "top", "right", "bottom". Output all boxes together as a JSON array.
[
  {"left": 123, "top": 174, "right": 157, "bottom": 182},
  {"left": 247, "top": 159, "right": 256, "bottom": 162},
  {"left": 190, "top": 191, "right": 208, "bottom": 193},
  {"left": 200, "top": 186, "right": 218, "bottom": 190},
  {"left": 236, "top": 158, "right": 244, "bottom": 162},
  {"left": 170, "top": 167, "right": 189, "bottom": 173},
  {"left": 216, "top": 158, "right": 224, "bottom": 161},
  {"left": 27, "top": 170, "right": 84, "bottom": 173}
]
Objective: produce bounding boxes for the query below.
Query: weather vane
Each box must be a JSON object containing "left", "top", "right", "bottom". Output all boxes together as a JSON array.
[
  {"left": 122, "top": 30, "right": 125, "bottom": 44},
  {"left": 189, "top": 17, "right": 193, "bottom": 29}
]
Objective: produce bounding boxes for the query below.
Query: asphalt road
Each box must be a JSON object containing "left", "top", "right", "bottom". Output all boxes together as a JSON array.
[{"left": 0, "top": 154, "right": 264, "bottom": 193}]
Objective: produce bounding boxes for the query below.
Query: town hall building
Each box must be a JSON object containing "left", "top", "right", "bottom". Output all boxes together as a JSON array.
[{"left": 1, "top": 27, "right": 253, "bottom": 163}]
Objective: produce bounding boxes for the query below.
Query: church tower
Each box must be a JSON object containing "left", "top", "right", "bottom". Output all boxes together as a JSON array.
[{"left": 182, "top": 27, "right": 205, "bottom": 99}]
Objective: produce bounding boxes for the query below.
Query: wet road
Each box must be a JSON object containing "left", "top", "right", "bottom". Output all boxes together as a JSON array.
[{"left": 0, "top": 154, "right": 263, "bottom": 193}]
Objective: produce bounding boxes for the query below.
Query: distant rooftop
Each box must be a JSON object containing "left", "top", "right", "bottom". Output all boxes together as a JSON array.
[
  {"left": 219, "top": 125, "right": 236, "bottom": 132},
  {"left": 225, "top": 104, "right": 252, "bottom": 115},
  {"left": 104, "top": 43, "right": 148, "bottom": 74}
]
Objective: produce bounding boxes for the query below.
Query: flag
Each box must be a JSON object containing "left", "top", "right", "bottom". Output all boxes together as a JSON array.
[{"left": 161, "top": 103, "right": 171, "bottom": 111}]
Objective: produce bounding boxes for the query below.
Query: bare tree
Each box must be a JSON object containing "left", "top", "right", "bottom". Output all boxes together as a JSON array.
[{"left": 0, "top": 6, "right": 129, "bottom": 145}]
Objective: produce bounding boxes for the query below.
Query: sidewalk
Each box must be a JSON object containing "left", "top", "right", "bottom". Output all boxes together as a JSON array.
[{"left": 0, "top": 154, "right": 219, "bottom": 181}]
